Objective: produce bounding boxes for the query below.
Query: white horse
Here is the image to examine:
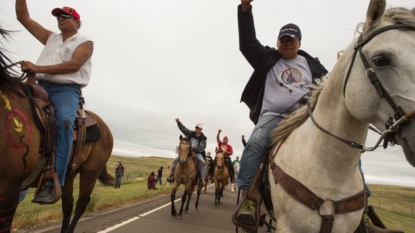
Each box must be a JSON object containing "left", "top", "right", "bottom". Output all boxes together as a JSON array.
[
  {"left": 231, "top": 161, "right": 240, "bottom": 193},
  {"left": 268, "top": 0, "right": 415, "bottom": 232}
]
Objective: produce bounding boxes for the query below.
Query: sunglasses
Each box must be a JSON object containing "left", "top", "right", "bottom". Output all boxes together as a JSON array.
[
  {"left": 279, "top": 36, "right": 299, "bottom": 43},
  {"left": 57, "top": 14, "right": 75, "bottom": 20}
]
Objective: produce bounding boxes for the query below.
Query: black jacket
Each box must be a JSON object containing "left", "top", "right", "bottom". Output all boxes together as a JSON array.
[{"left": 238, "top": 5, "right": 328, "bottom": 124}]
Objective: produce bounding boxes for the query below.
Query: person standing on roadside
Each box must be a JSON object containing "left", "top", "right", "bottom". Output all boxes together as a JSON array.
[
  {"left": 114, "top": 161, "right": 126, "bottom": 189},
  {"left": 157, "top": 166, "right": 163, "bottom": 185}
]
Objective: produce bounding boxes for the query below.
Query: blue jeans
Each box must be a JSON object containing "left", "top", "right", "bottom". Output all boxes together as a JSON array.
[
  {"left": 237, "top": 115, "right": 283, "bottom": 190},
  {"left": 39, "top": 82, "right": 81, "bottom": 186},
  {"left": 172, "top": 153, "right": 206, "bottom": 178},
  {"left": 115, "top": 174, "right": 123, "bottom": 188}
]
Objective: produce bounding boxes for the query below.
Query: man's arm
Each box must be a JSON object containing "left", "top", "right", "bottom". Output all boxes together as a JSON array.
[
  {"left": 175, "top": 118, "right": 192, "bottom": 137},
  {"left": 242, "top": 135, "right": 247, "bottom": 147},
  {"left": 16, "top": 0, "right": 52, "bottom": 45},
  {"left": 21, "top": 41, "right": 94, "bottom": 75},
  {"left": 216, "top": 129, "right": 222, "bottom": 144},
  {"left": 237, "top": 0, "right": 267, "bottom": 69}
]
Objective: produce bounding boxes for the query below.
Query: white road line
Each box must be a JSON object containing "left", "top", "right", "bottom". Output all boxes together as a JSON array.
[
  {"left": 97, "top": 216, "right": 140, "bottom": 233},
  {"left": 97, "top": 199, "right": 181, "bottom": 233}
]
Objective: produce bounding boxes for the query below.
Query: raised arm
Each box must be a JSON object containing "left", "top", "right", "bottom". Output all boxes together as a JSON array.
[
  {"left": 16, "top": 0, "right": 52, "bottom": 45},
  {"left": 241, "top": 0, "right": 253, "bottom": 11},
  {"left": 216, "top": 129, "right": 222, "bottom": 144},
  {"left": 175, "top": 118, "right": 192, "bottom": 137}
]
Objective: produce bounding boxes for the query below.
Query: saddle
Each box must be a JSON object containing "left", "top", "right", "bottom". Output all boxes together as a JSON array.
[
  {"left": 231, "top": 144, "right": 390, "bottom": 233},
  {"left": 21, "top": 83, "right": 101, "bottom": 204}
]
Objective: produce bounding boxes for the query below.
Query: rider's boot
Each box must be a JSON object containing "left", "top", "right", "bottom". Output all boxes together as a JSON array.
[
  {"left": 166, "top": 170, "right": 174, "bottom": 183},
  {"left": 198, "top": 173, "right": 205, "bottom": 187},
  {"left": 32, "top": 184, "right": 55, "bottom": 204},
  {"left": 236, "top": 190, "right": 257, "bottom": 228}
]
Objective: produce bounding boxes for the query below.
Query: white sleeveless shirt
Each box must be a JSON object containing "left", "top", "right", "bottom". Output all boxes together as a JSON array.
[{"left": 36, "top": 32, "right": 92, "bottom": 88}]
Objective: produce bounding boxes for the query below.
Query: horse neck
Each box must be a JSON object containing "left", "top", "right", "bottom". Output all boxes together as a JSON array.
[{"left": 283, "top": 72, "right": 369, "bottom": 176}]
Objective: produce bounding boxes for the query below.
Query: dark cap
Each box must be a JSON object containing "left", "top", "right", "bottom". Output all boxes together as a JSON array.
[{"left": 278, "top": 23, "right": 302, "bottom": 40}]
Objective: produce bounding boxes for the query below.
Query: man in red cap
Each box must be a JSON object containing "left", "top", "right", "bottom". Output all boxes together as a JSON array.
[
  {"left": 16, "top": 0, "right": 93, "bottom": 204},
  {"left": 207, "top": 129, "right": 236, "bottom": 183}
]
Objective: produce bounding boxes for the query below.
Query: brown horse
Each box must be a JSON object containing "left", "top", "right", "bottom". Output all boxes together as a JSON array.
[
  {"left": 170, "top": 135, "right": 203, "bottom": 219},
  {"left": 203, "top": 157, "right": 212, "bottom": 193},
  {"left": 213, "top": 151, "right": 229, "bottom": 206},
  {"left": 0, "top": 28, "right": 114, "bottom": 233}
]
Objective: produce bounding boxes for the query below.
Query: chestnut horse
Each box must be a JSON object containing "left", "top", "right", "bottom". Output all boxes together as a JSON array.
[
  {"left": 0, "top": 28, "right": 114, "bottom": 233},
  {"left": 170, "top": 135, "right": 203, "bottom": 219}
]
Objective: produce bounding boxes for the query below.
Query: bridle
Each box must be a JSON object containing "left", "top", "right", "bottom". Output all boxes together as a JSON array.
[
  {"left": 178, "top": 140, "right": 191, "bottom": 162},
  {"left": 310, "top": 24, "right": 415, "bottom": 152}
]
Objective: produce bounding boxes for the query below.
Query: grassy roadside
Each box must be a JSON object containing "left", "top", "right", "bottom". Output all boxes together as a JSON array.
[{"left": 12, "top": 155, "right": 415, "bottom": 232}]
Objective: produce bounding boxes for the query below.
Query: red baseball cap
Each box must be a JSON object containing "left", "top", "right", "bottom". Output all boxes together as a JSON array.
[
  {"left": 51, "top": 7, "right": 80, "bottom": 20},
  {"left": 223, "top": 136, "right": 228, "bottom": 140}
]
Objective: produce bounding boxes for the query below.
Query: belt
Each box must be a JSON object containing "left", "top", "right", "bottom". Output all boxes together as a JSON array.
[{"left": 38, "top": 80, "right": 81, "bottom": 89}]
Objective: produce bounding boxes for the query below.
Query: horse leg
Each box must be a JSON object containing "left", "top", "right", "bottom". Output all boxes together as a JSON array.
[
  {"left": 194, "top": 185, "right": 202, "bottom": 211},
  {"left": 0, "top": 185, "right": 19, "bottom": 233},
  {"left": 184, "top": 192, "right": 192, "bottom": 213},
  {"left": 60, "top": 174, "right": 76, "bottom": 233},
  {"left": 178, "top": 190, "right": 188, "bottom": 218},
  {"left": 170, "top": 187, "right": 178, "bottom": 217},
  {"left": 214, "top": 184, "right": 219, "bottom": 207},
  {"left": 63, "top": 170, "right": 98, "bottom": 233}
]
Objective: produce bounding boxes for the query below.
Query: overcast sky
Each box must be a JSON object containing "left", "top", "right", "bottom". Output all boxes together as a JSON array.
[{"left": 1, "top": 0, "right": 414, "bottom": 187}]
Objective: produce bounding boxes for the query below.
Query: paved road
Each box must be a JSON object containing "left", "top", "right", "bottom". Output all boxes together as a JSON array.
[{"left": 30, "top": 184, "right": 273, "bottom": 233}]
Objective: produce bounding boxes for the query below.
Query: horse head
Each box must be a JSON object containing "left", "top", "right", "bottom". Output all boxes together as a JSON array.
[
  {"left": 337, "top": 0, "right": 415, "bottom": 167},
  {"left": 215, "top": 150, "right": 225, "bottom": 171},
  {"left": 178, "top": 135, "right": 191, "bottom": 165}
]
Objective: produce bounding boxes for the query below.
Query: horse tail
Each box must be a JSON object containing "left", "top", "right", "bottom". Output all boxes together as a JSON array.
[{"left": 97, "top": 167, "right": 116, "bottom": 187}]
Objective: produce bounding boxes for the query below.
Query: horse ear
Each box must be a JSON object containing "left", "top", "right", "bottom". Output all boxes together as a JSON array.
[
  {"left": 179, "top": 134, "right": 183, "bottom": 140},
  {"left": 364, "top": 0, "right": 386, "bottom": 33}
]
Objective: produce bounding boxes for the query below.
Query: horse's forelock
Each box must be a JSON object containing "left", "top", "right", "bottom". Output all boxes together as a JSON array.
[
  {"left": 382, "top": 7, "right": 415, "bottom": 27},
  {"left": 270, "top": 80, "right": 325, "bottom": 147}
]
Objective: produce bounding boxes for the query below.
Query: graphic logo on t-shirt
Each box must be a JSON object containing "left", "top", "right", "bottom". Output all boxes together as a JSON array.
[{"left": 278, "top": 67, "right": 306, "bottom": 93}]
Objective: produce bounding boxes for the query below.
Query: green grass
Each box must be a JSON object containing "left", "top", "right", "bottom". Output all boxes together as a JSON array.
[
  {"left": 12, "top": 155, "right": 415, "bottom": 232},
  {"left": 367, "top": 184, "right": 415, "bottom": 232},
  {"left": 12, "top": 155, "right": 176, "bottom": 231}
]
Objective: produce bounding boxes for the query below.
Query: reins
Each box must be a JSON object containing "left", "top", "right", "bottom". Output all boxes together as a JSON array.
[{"left": 4, "top": 60, "right": 30, "bottom": 82}]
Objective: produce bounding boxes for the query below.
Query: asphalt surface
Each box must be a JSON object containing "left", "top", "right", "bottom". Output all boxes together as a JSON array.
[{"left": 25, "top": 183, "right": 273, "bottom": 233}]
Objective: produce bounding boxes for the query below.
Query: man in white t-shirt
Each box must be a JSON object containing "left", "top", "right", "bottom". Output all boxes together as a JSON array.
[{"left": 16, "top": 0, "right": 93, "bottom": 204}]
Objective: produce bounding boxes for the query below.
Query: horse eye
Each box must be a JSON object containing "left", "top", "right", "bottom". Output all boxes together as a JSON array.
[{"left": 372, "top": 56, "right": 389, "bottom": 66}]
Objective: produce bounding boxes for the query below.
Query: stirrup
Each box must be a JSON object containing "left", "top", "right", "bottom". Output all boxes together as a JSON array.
[
  {"left": 232, "top": 191, "right": 261, "bottom": 232},
  {"left": 32, "top": 172, "right": 61, "bottom": 204}
]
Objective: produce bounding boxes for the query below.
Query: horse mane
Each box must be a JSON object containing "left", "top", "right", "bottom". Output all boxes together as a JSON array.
[
  {"left": 0, "top": 26, "right": 24, "bottom": 94},
  {"left": 382, "top": 7, "right": 415, "bottom": 26},
  {"left": 270, "top": 77, "right": 326, "bottom": 147}
]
